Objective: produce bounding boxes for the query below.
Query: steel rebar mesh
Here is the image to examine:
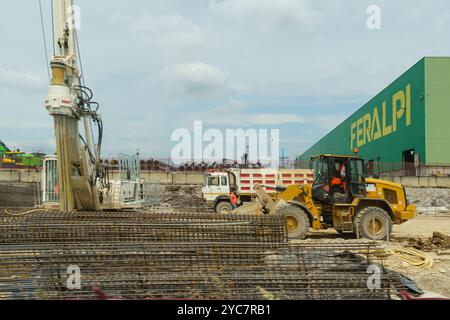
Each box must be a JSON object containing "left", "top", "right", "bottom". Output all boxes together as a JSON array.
[
  {"left": 0, "top": 210, "right": 402, "bottom": 300},
  {"left": 0, "top": 210, "right": 287, "bottom": 245}
]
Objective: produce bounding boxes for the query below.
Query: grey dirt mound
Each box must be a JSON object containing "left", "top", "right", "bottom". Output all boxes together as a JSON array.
[
  {"left": 406, "top": 188, "right": 450, "bottom": 208},
  {"left": 159, "top": 184, "right": 206, "bottom": 209}
]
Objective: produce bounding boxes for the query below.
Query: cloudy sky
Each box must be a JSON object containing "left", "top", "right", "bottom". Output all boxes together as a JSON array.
[{"left": 1, "top": 0, "right": 450, "bottom": 161}]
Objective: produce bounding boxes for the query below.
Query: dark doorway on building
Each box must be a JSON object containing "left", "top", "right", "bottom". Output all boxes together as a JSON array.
[
  {"left": 366, "top": 158, "right": 381, "bottom": 178},
  {"left": 402, "top": 149, "right": 416, "bottom": 176},
  {"left": 367, "top": 160, "right": 374, "bottom": 176}
]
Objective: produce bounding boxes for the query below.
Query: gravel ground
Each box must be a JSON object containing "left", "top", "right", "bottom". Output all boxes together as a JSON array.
[
  {"left": 384, "top": 243, "right": 450, "bottom": 298},
  {"left": 389, "top": 216, "right": 450, "bottom": 297},
  {"left": 153, "top": 184, "right": 207, "bottom": 209},
  {"left": 299, "top": 216, "right": 450, "bottom": 298},
  {"left": 406, "top": 187, "right": 450, "bottom": 207}
]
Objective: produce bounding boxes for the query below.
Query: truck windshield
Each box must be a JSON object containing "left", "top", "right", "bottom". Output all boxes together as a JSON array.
[{"left": 207, "top": 176, "right": 220, "bottom": 186}]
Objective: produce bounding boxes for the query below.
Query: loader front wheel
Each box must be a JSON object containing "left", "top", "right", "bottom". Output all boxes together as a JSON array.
[
  {"left": 277, "top": 206, "right": 310, "bottom": 239},
  {"left": 356, "top": 207, "right": 392, "bottom": 240},
  {"left": 215, "top": 201, "right": 233, "bottom": 214}
]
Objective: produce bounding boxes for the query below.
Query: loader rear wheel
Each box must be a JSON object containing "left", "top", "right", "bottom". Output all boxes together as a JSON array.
[
  {"left": 276, "top": 205, "right": 310, "bottom": 239},
  {"left": 215, "top": 201, "right": 233, "bottom": 214},
  {"left": 356, "top": 207, "right": 392, "bottom": 240}
]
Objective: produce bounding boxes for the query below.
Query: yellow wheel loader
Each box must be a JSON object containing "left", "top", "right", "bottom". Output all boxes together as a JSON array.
[{"left": 233, "top": 155, "right": 416, "bottom": 240}]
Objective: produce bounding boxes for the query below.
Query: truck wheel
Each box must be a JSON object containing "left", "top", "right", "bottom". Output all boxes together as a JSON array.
[
  {"left": 215, "top": 201, "right": 233, "bottom": 214},
  {"left": 356, "top": 207, "right": 392, "bottom": 240},
  {"left": 276, "top": 205, "right": 310, "bottom": 239}
]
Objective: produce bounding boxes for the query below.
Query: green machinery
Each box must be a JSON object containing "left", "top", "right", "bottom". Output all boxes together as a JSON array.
[{"left": 0, "top": 140, "right": 44, "bottom": 167}]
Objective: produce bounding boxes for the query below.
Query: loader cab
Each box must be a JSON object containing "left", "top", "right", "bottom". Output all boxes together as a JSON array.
[{"left": 311, "top": 155, "right": 366, "bottom": 204}]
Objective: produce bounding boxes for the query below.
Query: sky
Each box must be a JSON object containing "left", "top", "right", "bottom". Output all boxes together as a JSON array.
[{"left": 1, "top": 0, "right": 450, "bottom": 161}]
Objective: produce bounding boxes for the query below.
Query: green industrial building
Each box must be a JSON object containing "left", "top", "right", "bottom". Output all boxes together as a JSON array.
[{"left": 297, "top": 57, "right": 450, "bottom": 176}]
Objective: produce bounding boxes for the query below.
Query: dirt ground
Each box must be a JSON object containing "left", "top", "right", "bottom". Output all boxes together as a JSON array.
[
  {"left": 299, "top": 215, "right": 450, "bottom": 298},
  {"left": 388, "top": 216, "right": 450, "bottom": 297}
]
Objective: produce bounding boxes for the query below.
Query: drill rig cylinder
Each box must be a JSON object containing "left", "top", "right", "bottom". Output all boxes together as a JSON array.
[
  {"left": 53, "top": 115, "right": 80, "bottom": 212},
  {"left": 50, "top": 61, "right": 66, "bottom": 86}
]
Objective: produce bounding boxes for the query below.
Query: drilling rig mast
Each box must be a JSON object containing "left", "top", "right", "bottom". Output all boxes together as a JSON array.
[{"left": 45, "top": 0, "right": 103, "bottom": 211}]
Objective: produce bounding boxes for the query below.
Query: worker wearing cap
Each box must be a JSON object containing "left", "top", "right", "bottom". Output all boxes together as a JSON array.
[{"left": 230, "top": 192, "right": 238, "bottom": 210}]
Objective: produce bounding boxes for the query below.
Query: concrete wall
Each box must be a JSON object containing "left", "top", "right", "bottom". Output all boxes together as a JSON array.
[
  {"left": 0, "top": 169, "right": 204, "bottom": 185},
  {"left": 140, "top": 171, "right": 204, "bottom": 185},
  {"left": 380, "top": 175, "right": 450, "bottom": 188},
  {"left": 0, "top": 182, "right": 38, "bottom": 207},
  {"left": 4, "top": 168, "right": 450, "bottom": 188},
  {"left": 0, "top": 169, "right": 41, "bottom": 183}
]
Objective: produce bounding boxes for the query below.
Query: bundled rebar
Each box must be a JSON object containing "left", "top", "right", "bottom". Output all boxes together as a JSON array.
[
  {"left": 0, "top": 210, "right": 287, "bottom": 245},
  {"left": 0, "top": 210, "right": 402, "bottom": 300}
]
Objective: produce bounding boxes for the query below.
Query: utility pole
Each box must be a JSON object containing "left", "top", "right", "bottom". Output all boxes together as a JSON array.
[{"left": 279, "top": 148, "right": 288, "bottom": 169}]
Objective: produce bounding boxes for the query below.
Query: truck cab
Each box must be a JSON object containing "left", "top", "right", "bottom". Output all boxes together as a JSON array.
[{"left": 202, "top": 171, "right": 237, "bottom": 213}]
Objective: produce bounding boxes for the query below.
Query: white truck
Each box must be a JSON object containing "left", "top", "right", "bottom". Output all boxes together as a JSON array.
[{"left": 202, "top": 168, "right": 314, "bottom": 213}]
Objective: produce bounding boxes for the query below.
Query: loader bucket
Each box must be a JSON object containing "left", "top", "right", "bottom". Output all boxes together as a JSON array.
[{"left": 232, "top": 202, "right": 262, "bottom": 215}]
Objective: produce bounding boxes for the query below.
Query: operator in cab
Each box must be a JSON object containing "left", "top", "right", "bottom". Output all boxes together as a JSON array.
[{"left": 331, "top": 161, "right": 346, "bottom": 193}]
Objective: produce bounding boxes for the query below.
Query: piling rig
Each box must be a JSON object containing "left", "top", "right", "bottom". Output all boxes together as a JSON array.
[{"left": 44, "top": 0, "right": 142, "bottom": 211}]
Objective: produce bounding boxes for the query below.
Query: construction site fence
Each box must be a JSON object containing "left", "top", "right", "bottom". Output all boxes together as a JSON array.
[
  {"left": 116, "top": 159, "right": 450, "bottom": 177},
  {"left": 374, "top": 162, "right": 450, "bottom": 178},
  {"left": 4, "top": 157, "right": 450, "bottom": 177},
  {"left": 3, "top": 161, "right": 450, "bottom": 189},
  {"left": 294, "top": 161, "right": 450, "bottom": 178}
]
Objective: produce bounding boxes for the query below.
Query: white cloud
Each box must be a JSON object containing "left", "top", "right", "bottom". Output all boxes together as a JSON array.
[
  {"left": 435, "top": 12, "right": 450, "bottom": 29},
  {"left": 249, "top": 113, "right": 306, "bottom": 125},
  {"left": 213, "top": 99, "right": 248, "bottom": 113},
  {"left": 128, "top": 13, "right": 197, "bottom": 34},
  {"left": 109, "top": 12, "right": 205, "bottom": 50},
  {"left": 190, "top": 99, "right": 344, "bottom": 127},
  {"left": 0, "top": 116, "right": 52, "bottom": 130},
  {"left": 160, "top": 62, "right": 227, "bottom": 97},
  {"left": 0, "top": 69, "right": 46, "bottom": 89},
  {"left": 209, "top": 0, "right": 321, "bottom": 28}
]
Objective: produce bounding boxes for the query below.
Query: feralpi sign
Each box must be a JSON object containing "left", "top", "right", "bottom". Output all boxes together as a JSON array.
[{"left": 350, "top": 84, "right": 411, "bottom": 150}]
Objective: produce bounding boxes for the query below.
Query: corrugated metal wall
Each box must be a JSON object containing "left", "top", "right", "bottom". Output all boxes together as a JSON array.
[{"left": 425, "top": 57, "right": 450, "bottom": 164}]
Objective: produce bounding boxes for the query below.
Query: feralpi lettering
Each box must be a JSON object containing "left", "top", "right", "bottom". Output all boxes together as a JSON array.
[{"left": 350, "top": 84, "right": 411, "bottom": 149}]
